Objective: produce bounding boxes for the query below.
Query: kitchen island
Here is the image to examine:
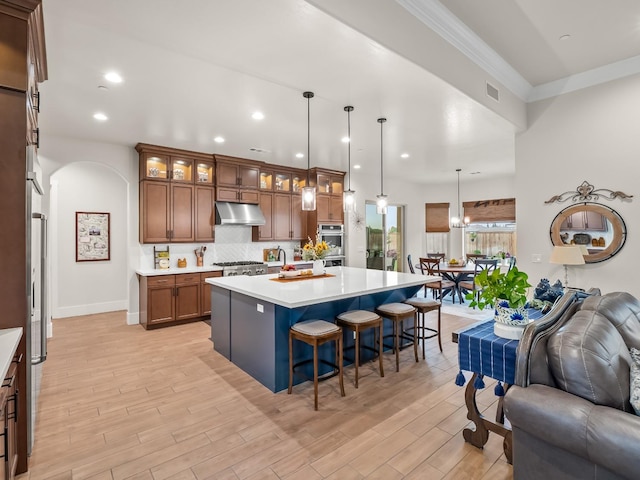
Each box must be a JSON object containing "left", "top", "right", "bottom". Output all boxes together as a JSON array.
[{"left": 206, "top": 266, "right": 435, "bottom": 392}]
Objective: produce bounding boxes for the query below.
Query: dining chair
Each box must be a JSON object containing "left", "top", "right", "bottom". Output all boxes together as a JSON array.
[
  {"left": 407, "top": 254, "right": 416, "bottom": 274},
  {"left": 507, "top": 256, "right": 517, "bottom": 272},
  {"left": 418, "top": 257, "right": 456, "bottom": 301},
  {"left": 426, "top": 252, "right": 446, "bottom": 261},
  {"left": 466, "top": 253, "right": 487, "bottom": 263},
  {"left": 459, "top": 258, "right": 499, "bottom": 307}
]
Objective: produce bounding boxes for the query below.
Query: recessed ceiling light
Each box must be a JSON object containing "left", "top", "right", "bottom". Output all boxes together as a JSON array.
[
  {"left": 341, "top": 136, "right": 350, "bottom": 143},
  {"left": 295, "top": 153, "right": 304, "bottom": 158},
  {"left": 400, "top": 153, "right": 409, "bottom": 158},
  {"left": 353, "top": 164, "right": 361, "bottom": 169},
  {"left": 93, "top": 112, "right": 108, "bottom": 121},
  {"left": 251, "top": 111, "right": 264, "bottom": 120},
  {"left": 104, "top": 72, "right": 123, "bottom": 83},
  {"left": 559, "top": 34, "right": 571, "bottom": 41},
  {"left": 214, "top": 136, "right": 225, "bottom": 143}
]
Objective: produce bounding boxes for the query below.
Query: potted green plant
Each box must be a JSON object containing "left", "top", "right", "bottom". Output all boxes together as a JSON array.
[{"left": 466, "top": 266, "right": 532, "bottom": 328}]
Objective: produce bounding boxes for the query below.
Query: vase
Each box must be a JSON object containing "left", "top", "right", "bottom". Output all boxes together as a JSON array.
[
  {"left": 493, "top": 305, "right": 530, "bottom": 340},
  {"left": 313, "top": 259, "right": 326, "bottom": 276}
]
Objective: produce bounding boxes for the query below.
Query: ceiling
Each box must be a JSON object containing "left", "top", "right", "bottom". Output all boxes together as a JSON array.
[{"left": 38, "top": 0, "right": 640, "bottom": 185}]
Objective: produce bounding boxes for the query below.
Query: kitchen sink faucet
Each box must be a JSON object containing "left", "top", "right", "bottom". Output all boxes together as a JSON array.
[{"left": 277, "top": 246, "right": 286, "bottom": 266}]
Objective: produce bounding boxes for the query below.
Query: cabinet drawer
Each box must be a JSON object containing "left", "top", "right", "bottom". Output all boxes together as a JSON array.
[
  {"left": 146, "top": 275, "right": 176, "bottom": 287},
  {"left": 176, "top": 273, "right": 200, "bottom": 284}
]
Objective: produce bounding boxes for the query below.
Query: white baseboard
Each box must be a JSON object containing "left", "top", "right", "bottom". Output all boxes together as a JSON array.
[
  {"left": 54, "top": 300, "right": 128, "bottom": 319},
  {"left": 126, "top": 311, "right": 139, "bottom": 325}
]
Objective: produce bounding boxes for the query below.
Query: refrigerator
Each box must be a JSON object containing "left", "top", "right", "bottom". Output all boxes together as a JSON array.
[{"left": 26, "top": 145, "right": 47, "bottom": 455}]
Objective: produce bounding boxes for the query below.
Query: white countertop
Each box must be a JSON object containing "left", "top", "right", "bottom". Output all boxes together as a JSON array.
[
  {"left": 0, "top": 328, "right": 22, "bottom": 382},
  {"left": 136, "top": 265, "right": 224, "bottom": 276},
  {"left": 206, "top": 266, "right": 436, "bottom": 308}
]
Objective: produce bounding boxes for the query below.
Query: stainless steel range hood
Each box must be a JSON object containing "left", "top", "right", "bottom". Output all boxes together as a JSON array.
[{"left": 215, "top": 201, "right": 266, "bottom": 226}]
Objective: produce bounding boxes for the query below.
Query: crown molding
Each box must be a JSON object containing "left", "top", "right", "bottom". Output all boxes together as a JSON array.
[
  {"left": 397, "top": 0, "right": 640, "bottom": 103},
  {"left": 396, "top": 0, "right": 532, "bottom": 101}
]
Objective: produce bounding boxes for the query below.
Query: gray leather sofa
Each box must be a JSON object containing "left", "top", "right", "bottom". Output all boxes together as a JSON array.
[{"left": 504, "top": 291, "right": 640, "bottom": 480}]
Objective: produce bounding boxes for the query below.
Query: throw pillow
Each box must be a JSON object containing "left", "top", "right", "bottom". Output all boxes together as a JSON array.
[{"left": 630, "top": 348, "right": 640, "bottom": 416}]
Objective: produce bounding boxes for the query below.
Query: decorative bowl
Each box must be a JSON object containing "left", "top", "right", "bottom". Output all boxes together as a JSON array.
[{"left": 279, "top": 270, "right": 300, "bottom": 278}]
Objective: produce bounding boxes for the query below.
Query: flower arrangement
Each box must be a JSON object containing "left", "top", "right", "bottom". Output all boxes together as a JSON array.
[{"left": 302, "top": 236, "right": 330, "bottom": 261}]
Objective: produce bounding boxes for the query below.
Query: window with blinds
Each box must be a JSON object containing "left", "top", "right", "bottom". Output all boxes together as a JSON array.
[
  {"left": 462, "top": 198, "right": 515, "bottom": 223},
  {"left": 425, "top": 202, "right": 450, "bottom": 232}
]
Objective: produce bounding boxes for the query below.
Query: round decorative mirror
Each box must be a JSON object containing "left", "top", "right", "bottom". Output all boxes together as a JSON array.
[{"left": 549, "top": 203, "right": 627, "bottom": 263}]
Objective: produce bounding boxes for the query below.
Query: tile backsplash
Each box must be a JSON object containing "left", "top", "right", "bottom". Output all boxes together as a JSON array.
[{"left": 139, "top": 225, "right": 300, "bottom": 269}]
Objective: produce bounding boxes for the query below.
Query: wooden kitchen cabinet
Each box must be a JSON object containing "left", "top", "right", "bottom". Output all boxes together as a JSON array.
[
  {"left": 139, "top": 181, "right": 194, "bottom": 243},
  {"left": 139, "top": 272, "right": 218, "bottom": 329},
  {"left": 273, "top": 194, "right": 292, "bottom": 240},
  {"left": 200, "top": 271, "right": 222, "bottom": 316},
  {"left": 316, "top": 195, "right": 344, "bottom": 224},
  {"left": 254, "top": 193, "right": 274, "bottom": 240},
  {"left": 215, "top": 156, "right": 260, "bottom": 203},
  {"left": 195, "top": 186, "right": 215, "bottom": 242},
  {"left": 560, "top": 210, "right": 607, "bottom": 231},
  {"left": 291, "top": 193, "right": 306, "bottom": 240},
  {"left": 305, "top": 169, "right": 345, "bottom": 233},
  {"left": 3, "top": 360, "right": 18, "bottom": 480},
  {"left": 0, "top": 3, "right": 46, "bottom": 475},
  {"left": 175, "top": 274, "right": 200, "bottom": 321}
]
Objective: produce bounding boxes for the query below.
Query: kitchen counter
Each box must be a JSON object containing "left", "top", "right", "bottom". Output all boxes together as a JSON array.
[
  {"left": 206, "top": 266, "right": 431, "bottom": 308},
  {"left": 0, "top": 328, "right": 22, "bottom": 382},
  {"left": 207, "top": 266, "right": 435, "bottom": 391},
  {"left": 136, "top": 265, "right": 224, "bottom": 276}
]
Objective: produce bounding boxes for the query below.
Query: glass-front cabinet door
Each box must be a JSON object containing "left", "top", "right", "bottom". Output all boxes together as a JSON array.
[
  {"left": 196, "top": 161, "right": 214, "bottom": 184},
  {"left": 260, "top": 171, "right": 273, "bottom": 190},
  {"left": 171, "top": 157, "right": 193, "bottom": 183},
  {"left": 292, "top": 174, "right": 305, "bottom": 193},
  {"left": 275, "top": 172, "right": 291, "bottom": 192},
  {"left": 142, "top": 153, "right": 170, "bottom": 180}
]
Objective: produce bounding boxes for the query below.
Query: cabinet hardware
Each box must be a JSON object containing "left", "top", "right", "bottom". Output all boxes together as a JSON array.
[
  {"left": 1, "top": 428, "right": 6, "bottom": 460},
  {"left": 12, "top": 354, "right": 22, "bottom": 364},
  {"left": 8, "top": 390, "right": 17, "bottom": 422},
  {"left": 33, "top": 91, "right": 40, "bottom": 112},
  {"left": 2, "top": 375, "right": 15, "bottom": 389},
  {"left": 34, "top": 127, "right": 40, "bottom": 148}
]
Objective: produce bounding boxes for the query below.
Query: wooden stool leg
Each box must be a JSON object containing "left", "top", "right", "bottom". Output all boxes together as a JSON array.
[
  {"left": 420, "top": 311, "right": 426, "bottom": 360},
  {"left": 378, "top": 322, "right": 384, "bottom": 378},
  {"left": 288, "top": 331, "right": 294, "bottom": 394},
  {"left": 437, "top": 307, "right": 443, "bottom": 352},
  {"left": 394, "top": 318, "right": 400, "bottom": 372},
  {"left": 313, "top": 339, "right": 319, "bottom": 411},
  {"left": 354, "top": 328, "right": 360, "bottom": 388},
  {"left": 338, "top": 335, "right": 345, "bottom": 397},
  {"left": 413, "top": 313, "right": 418, "bottom": 363}
]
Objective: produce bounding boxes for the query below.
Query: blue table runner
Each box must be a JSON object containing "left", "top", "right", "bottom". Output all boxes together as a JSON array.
[{"left": 457, "top": 309, "right": 544, "bottom": 385}]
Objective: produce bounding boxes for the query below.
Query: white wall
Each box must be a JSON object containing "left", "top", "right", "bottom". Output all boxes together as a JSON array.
[
  {"left": 50, "top": 162, "right": 128, "bottom": 317},
  {"left": 516, "top": 74, "right": 640, "bottom": 297}
]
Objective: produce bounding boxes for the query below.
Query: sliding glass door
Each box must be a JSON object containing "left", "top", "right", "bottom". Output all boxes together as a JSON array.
[{"left": 365, "top": 202, "right": 405, "bottom": 271}]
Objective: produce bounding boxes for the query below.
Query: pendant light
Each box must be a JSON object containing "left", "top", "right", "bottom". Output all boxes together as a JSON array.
[
  {"left": 376, "top": 117, "right": 388, "bottom": 214},
  {"left": 450, "top": 168, "right": 470, "bottom": 228},
  {"left": 343, "top": 105, "right": 356, "bottom": 212},
  {"left": 301, "top": 91, "right": 316, "bottom": 211}
]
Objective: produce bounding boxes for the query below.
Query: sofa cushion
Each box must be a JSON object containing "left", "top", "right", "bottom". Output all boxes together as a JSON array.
[
  {"left": 547, "top": 310, "right": 634, "bottom": 412},
  {"left": 631, "top": 348, "right": 640, "bottom": 415},
  {"left": 581, "top": 292, "right": 640, "bottom": 350}
]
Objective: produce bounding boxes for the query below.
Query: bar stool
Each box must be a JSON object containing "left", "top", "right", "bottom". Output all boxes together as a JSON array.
[
  {"left": 288, "top": 319, "right": 345, "bottom": 410},
  {"left": 374, "top": 303, "right": 417, "bottom": 372},
  {"left": 336, "top": 310, "right": 384, "bottom": 388},
  {"left": 404, "top": 297, "right": 442, "bottom": 357}
]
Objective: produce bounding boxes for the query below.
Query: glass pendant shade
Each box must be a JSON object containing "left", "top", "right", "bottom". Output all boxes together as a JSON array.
[
  {"left": 301, "top": 91, "right": 316, "bottom": 211},
  {"left": 376, "top": 194, "right": 388, "bottom": 215},
  {"left": 343, "top": 189, "right": 356, "bottom": 212},
  {"left": 302, "top": 186, "right": 316, "bottom": 211},
  {"left": 451, "top": 168, "right": 469, "bottom": 228}
]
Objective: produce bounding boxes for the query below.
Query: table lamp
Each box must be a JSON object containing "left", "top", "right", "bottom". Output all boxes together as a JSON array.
[{"left": 550, "top": 245, "right": 585, "bottom": 287}]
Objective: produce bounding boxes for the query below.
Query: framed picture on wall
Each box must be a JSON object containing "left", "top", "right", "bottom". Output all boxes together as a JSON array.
[{"left": 76, "top": 212, "right": 110, "bottom": 262}]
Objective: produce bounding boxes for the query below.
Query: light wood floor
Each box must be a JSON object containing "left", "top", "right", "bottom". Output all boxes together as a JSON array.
[{"left": 18, "top": 309, "right": 513, "bottom": 480}]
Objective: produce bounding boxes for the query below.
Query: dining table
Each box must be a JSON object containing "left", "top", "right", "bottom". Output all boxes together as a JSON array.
[{"left": 436, "top": 262, "right": 477, "bottom": 303}]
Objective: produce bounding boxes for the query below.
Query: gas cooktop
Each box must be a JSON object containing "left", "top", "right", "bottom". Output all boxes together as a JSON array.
[
  {"left": 213, "top": 261, "right": 268, "bottom": 276},
  {"left": 213, "top": 261, "right": 266, "bottom": 267}
]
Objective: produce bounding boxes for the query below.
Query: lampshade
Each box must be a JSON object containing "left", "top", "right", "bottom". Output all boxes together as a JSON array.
[
  {"left": 301, "top": 91, "right": 316, "bottom": 211},
  {"left": 343, "top": 105, "right": 356, "bottom": 212},
  {"left": 550, "top": 245, "right": 585, "bottom": 287},
  {"left": 451, "top": 168, "right": 470, "bottom": 228},
  {"left": 376, "top": 117, "right": 387, "bottom": 215},
  {"left": 549, "top": 245, "right": 586, "bottom": 266},
  {"left": 578, "top": 244, "right": 589, "bottom": 256}
]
